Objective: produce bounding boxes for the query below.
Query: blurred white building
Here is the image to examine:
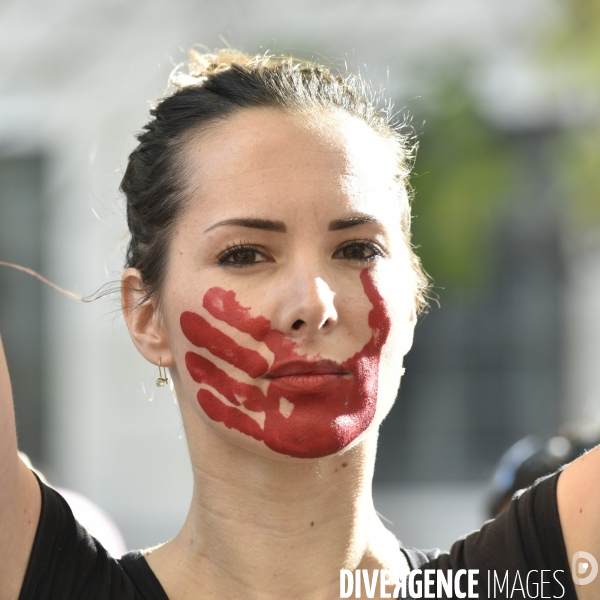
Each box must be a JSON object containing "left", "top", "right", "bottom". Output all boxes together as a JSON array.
[{"left": 1, "top": 0, "right": 598, "bottom": 552}]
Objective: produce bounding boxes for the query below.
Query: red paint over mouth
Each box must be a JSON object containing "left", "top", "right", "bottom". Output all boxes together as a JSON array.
[
  {"left": 267, "top": 373, "right": 349, "bottom": 391},
  {"left": 265, "top": 360, "right": 351, "bottom": 391},
  {"left": 180, "top": 269, "right": 391, "bottom": 459},
  {"left": 265, "top": 359, "right": 350, "bottom": 379}
]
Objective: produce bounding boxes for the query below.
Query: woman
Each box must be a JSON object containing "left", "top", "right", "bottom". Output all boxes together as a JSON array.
[{"left": 0, "top": 49, "right": 597, "bottom": 600}]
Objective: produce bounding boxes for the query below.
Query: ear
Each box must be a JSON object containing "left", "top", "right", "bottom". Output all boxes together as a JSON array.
[{"left": 121, "top": 268, "right": 173, "bottom": 367}]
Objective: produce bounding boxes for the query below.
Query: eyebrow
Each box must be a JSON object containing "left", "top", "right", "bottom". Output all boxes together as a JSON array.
[
  {"left": 204, "top": 215, "right": 379, "bottom": 234},
  {"left": 328, "top": 216, "right": 379, "bottom": 231},
  {"left": 204, "top": 218, "right": 287, "bottom": 233}
]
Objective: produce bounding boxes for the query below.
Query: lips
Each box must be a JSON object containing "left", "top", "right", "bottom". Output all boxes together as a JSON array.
[{"left": 264, "top": 360, "right": 351, "bottom": 390}]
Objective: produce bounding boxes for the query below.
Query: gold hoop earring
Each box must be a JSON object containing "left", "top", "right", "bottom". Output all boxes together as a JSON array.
[{"left": 156, "top": 358, "right": 169, "bottom": 387}]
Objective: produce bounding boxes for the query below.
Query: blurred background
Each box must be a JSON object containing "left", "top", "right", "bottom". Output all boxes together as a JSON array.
[{"left": 1, "top": 0, "right": 599, "bottom": 553}]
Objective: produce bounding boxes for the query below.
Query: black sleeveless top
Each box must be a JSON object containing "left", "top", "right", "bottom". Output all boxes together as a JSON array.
[{"left": 18, "top": 471, "right": 576, "bottom": 599}]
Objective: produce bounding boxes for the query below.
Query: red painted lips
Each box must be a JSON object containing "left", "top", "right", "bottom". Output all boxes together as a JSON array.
[
  {"left": 265, "top": 359, "right": 350, "bottom": 390},
  {"left": 181, "top": 269, "right": 391, "bottom": 458}
]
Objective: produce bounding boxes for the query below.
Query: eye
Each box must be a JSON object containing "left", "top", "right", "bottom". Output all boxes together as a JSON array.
[
  {"left": 217, "top": 244, "right": 269, "bottom": 267},
  {"left": 333, "top": 240, "right": 384, "bottom": 262}
]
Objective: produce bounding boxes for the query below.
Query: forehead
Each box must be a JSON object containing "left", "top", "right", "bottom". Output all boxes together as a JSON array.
[{"left": 183, "top": 108, "right": 400, "bottom": 223}]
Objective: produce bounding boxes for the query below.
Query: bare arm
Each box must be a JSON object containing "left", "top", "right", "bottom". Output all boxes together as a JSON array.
[
  {"left": 0, "top": 334, "right": 41, "bottom": 600},
  {"left": 557, "top": 444, "right": 600, "bottom": 599}
]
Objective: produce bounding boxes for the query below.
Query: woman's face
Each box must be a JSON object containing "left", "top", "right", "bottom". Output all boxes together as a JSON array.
[{"left": 160, "top": 108, "right": 416, "bottom": 460}]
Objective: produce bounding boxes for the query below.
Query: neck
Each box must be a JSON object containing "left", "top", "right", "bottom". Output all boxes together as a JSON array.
[{"left": 148, "top": 398, "right": 402, "bottom": 599}]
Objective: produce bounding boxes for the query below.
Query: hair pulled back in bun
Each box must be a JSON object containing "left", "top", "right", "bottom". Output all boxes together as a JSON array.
[{"left": 121, "top": 48, "right": 428, "bottom": 311}]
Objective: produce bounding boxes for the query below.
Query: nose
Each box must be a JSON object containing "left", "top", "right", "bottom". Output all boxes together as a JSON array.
[{"left": 277, "top": 269, "right": 338, "bottom": 338}]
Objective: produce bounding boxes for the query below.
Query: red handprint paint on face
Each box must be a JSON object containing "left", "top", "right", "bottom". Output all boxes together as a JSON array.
[{"left": 180, "top": 269, "right": 391, "bottom": 458}]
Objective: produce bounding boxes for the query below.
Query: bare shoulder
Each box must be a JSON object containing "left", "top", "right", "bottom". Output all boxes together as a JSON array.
[
  {"left": 0, "top": 333, "right": 42, "bottom": 600},
  {"left": 557, "top": 444, "right": 600, "bottom": 600},
  {"left": 0, "top": 459, "right": 41, "bottom": 600}
]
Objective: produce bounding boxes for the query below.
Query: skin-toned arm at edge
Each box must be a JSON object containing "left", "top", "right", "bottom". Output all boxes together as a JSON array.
[
  {"left": 0, "top": 334, "right": 41, "bottom": 600},
  {"left": 557, "top": 445, "right": 600, "bottom": 600}
]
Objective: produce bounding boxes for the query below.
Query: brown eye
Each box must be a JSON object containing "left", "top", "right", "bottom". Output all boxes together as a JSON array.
[
  {"left": 334, "top": 241, "right": 381, "bottom": 262},
  {"left": 218, "top": 244, "right": 269, "bottom": 267},
  {"left": 342, "top": 245, "right": 372, "bottom": 259},
  {"left": 230, "top": 249, "right": 258, "bottom": 264}
]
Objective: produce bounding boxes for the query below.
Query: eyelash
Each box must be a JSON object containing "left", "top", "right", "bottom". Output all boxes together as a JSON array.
[{"left": 216, "top": 239, "right": 386, "bottom": 267}]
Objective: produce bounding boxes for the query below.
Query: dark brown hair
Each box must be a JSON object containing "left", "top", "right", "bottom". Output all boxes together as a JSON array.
[{"left": 121, "top": 49, "right": 429, "bottom": 311}]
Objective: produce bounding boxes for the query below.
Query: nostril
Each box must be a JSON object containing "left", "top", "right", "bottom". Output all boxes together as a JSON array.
[{"left": 292, "top": 319, "right": 304, "bottom": 331}]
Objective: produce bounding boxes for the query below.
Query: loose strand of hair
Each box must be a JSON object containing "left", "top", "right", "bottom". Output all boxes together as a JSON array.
[
  {"left": 0, "top": 261, "right": 123, "bottom": 304},
  {"left": 0, "top": 261, "right": 83, "bottom": 301}
]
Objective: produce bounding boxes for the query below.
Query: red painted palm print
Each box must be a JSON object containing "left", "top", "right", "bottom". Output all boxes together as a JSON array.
[{"left": 180, "top": 269, "right": 391, "bottom": 458}]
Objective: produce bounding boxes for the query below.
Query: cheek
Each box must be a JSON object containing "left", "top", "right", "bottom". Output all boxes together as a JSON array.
[
  {"left": 374, "top": 253, "right": 416, "bottom": 345},
  {"left": 372, "top": 270, "right": 416, "bottom": 413},
  {"left": 340, "top": 285, "right": 377, "bottom": 349}
]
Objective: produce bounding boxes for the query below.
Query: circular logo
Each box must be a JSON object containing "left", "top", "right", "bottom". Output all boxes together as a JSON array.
[{"left": 572, "top": 551, "right": 599, "bottom": 586}]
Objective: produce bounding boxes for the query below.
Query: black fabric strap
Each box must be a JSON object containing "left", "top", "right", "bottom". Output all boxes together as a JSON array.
[{"left": 118, "top": 553, "right": 169, "bottom": 600}]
